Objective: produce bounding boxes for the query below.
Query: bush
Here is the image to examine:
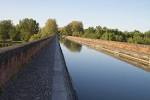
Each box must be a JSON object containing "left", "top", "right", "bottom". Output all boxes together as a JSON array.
[{"left": 29, "top": 33, "right": 42, "bottom": 41}]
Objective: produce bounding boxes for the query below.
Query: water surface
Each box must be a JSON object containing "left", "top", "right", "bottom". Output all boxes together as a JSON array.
[{"left": 60, "top": 39, "right": 150, "bottom": 100}]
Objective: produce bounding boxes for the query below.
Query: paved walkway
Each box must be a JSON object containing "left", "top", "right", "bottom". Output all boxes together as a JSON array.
[
  {"left": 0, "top": 36, "right": 76, "bottom": 100},
  {"left": 51, "top": 37, "right": 77, "bottom": 100}
]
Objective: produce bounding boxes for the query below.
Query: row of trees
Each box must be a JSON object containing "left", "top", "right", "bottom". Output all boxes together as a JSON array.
[
  {"left": 0, "top": 18, "right": 58, "bottom": 42},
  {"left": 59, "top": 21, "right": 84, "bottom": 36},
  {"left": 0, "top": 18, "right": 149, "bottom": 45},
  {"left": 59, "top": 21, "right": 150, "bottom": 45}
]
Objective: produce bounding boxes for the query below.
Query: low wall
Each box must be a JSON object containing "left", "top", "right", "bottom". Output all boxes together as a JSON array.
[
  {"left": 66, "top": 36, "right": 150, "bottom": 66},
  {"left": 57, "top": 39, "right": 78, "bottom": 100},
  {"left": 0, "top": 36, "right": 53, "bottom": 87}
]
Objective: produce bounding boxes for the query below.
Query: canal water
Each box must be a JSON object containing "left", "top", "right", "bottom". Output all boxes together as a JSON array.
[{"left": 60, "top": 39, "right": 150, "bottom": 100}]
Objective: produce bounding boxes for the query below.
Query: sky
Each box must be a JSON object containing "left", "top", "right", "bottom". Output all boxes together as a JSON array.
[{"left": 0, "top": 0, "right": 150, "bottom": 32}]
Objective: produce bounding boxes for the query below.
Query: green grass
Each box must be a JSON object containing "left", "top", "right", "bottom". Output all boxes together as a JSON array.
[{"left": 0, "top": 40, "right": 23, "bottom": 48}]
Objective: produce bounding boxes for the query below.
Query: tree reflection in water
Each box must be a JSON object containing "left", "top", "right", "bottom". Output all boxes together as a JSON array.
[{"left": 60, "top": 37, "right": 82, "bottom": 52}]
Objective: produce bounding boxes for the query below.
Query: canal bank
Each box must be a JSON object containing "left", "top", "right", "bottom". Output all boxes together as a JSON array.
[
  {"left": 60, "top": 38, "right": 150, "bottom": 100},
  {"left": 66, "top": 36, "right": 150, "bottom": 70},
  {"left": 51, "top": 37, "right": 77, "bottom": 100}
]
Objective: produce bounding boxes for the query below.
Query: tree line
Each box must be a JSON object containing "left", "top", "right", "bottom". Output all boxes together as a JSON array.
[
  {"left": 0, "top": 18, "right": 150, "bottom": 45},
  {"left": 0, "top": 18, "right": 58, "bottom": 42},
  {"left": 59, "top": 21, "right": 150, "bottom": 45}
]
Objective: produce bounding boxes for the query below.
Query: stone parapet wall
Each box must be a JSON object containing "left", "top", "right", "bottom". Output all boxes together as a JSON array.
[{"left": 0, "top": 36, "right": 53, "bottom": 87}]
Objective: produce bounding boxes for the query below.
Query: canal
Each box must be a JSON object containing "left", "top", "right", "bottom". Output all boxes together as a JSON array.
[{"left": 60, "top": 39, "right": 150, "bottom": 100}]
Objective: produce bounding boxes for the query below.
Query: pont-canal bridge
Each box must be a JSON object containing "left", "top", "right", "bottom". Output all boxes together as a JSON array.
[{"left": 0, "top": 35, "right": 77, "bottom": 100}]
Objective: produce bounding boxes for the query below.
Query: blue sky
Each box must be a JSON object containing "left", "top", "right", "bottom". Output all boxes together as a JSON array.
[{"left": 0, "top": 0, "right": 150, "bottom": 32}]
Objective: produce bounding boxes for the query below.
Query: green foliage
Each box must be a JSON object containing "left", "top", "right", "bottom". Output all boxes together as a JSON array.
[
  {"left": 84, "top": 27, "right": 95, "bottom": 34},
  {"left": 17, "top": 18, "right": 39, "bottom": 41},
  {"left": 101, "top": 32, "right": 115, "bottom": 41},
  {"left": 127, "top": 37, "right": 134, "bottom": 43},
  {"left": 95, "top": 26, "right": 104, "bottom": 39},
  {"left": 68, "top": 21, "right": 84, "bottom": 34},
  {"left": 0, "top": 18, "right": 58, "bottom": 42},
  {"left": 144, "top": 31, "right": 150, "bottom": 45},
  {"left": 29, "top": 33, "right": 42, "bottom": 41},
  {"left": 127, "top": 30, "right": 144, "bottom": 44},
  {"left": 59, "top": 25, "right": 72, "bottom": 36},
  {"left": 60, "top": 23, "right": 150, "bottom": 45},
  {"left": 0, "top": 18, "right": 149, "bottom": 45},
  {"left": 83, "top": 27, "right": 97, "bottom": 39},
  {"left": 144, "top": 38, "right": 150, "bottom": 45},
  {"left": 84, "top": 33, "right": 98, "bottom": 39},
  {"left": 115, "top": 35, "right": 124, "bottom": 42},
  {"left": 145, "top": 31, "right": 150, "bottom": 38},
  {"left": 0, "top": 20, "right": 13, "bottom": 41},
  {"left": 59, "top": 21, "right": 84, "bottom": 36},
  {"left": 9, "top": 26, "right": 21, "bottom": 41},
  {"left": 41, "top": 18, "right": 58, "bottom": 37}
]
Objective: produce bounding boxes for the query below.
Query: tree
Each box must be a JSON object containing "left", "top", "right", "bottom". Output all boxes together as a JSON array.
[
  {"left": 9, "top": 26, "right": 21, "bottom": 41},
  {"left": 41, "top": 18, "right": 58, "bottom": 37},
  {"left": 101, "top": 32, "right": 115, "bottom": 41},
  {"left": 59, "top": 21, "right": 84, "bottom": 36},
  {"left": 144, "top": 31, "right": 150, "bottom": 44},
  {"left": 95, "top": 26, "right": 104, "bottom": 39},
  {"left": 127, "top": 30, "right": 144, "bottom": 44},
  {"left": 145, "top": 31, "right": 150, "bottom": 38},
  {"left": 0, "top": 20, "right": 13, "bottom": 41},
  {"left": 59, "top": 25, "right": 72, "bottom": 36},
  {"left": 83, "top": 27, "right": 97, "bottom": 38},
  {"left": 29, "top": 33, "right": 42, "bottom": 41},
  {"left": 17, "top": 18, "right": 39, "bottom": 41},
  {"left": 68, "top": 21, "right": 84, "bottom": 36},
  {"left": 115, "top": 35, "right": 124, "bottom": 42}
]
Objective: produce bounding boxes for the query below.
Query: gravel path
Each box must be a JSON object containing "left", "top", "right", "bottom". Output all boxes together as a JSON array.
[{"left": 0, "top": 37, "right": 56, "bottom": 100}]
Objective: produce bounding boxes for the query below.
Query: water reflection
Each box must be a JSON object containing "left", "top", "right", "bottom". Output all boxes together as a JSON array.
[
  {"left": 60, "top": 38, "right": 82, "bottom": 52},
  {"left": 60, "top": 39, "right": 150, "bottom": 100},
  {"left": 61, "top": 38, "right": 150, "bottom": 72},
  {"left": 89, "top": 47, "right": 150, "bottom": 72}
]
